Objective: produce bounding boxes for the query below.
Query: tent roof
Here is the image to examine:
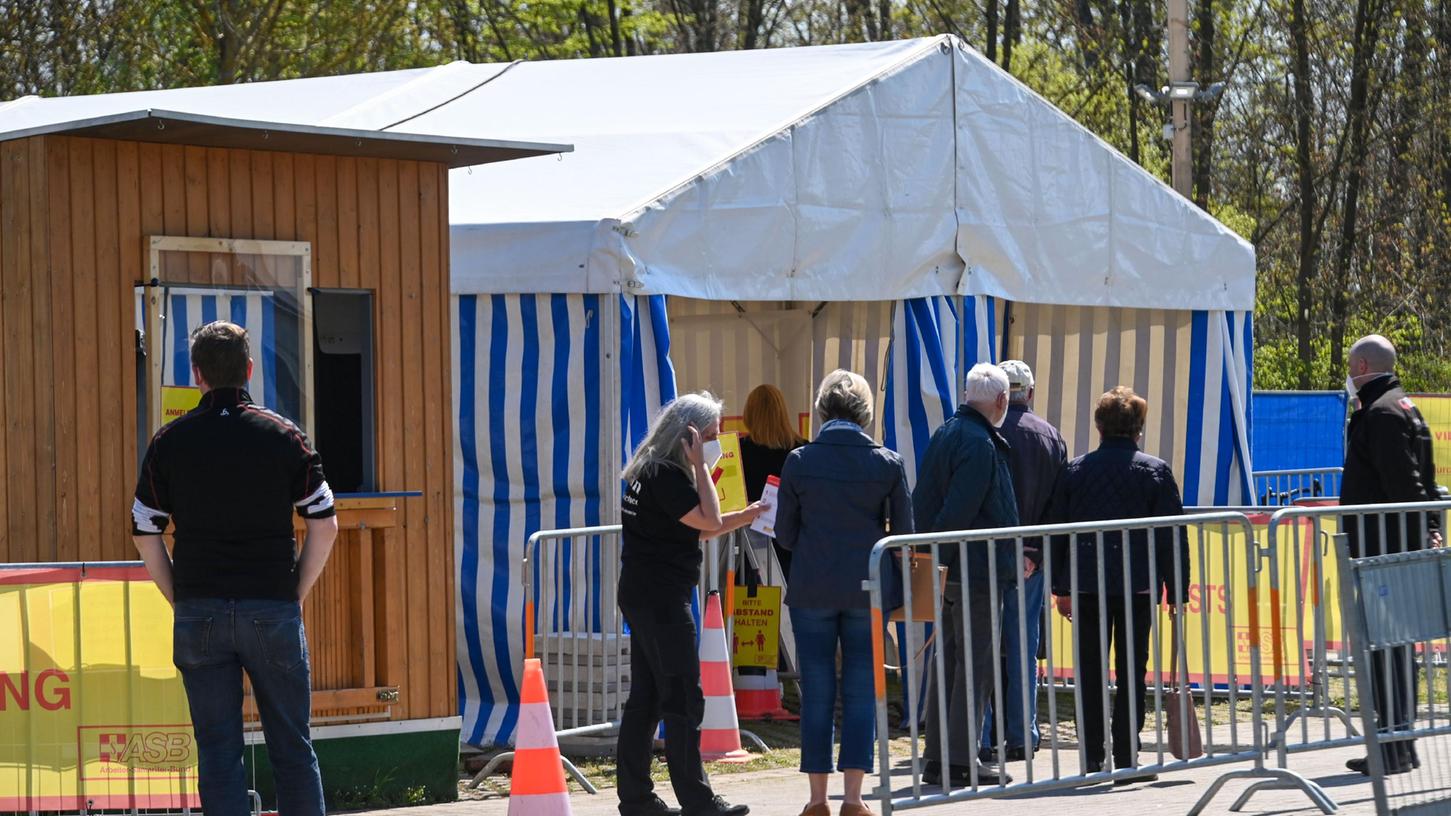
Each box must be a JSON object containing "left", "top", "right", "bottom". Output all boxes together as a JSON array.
[
  {"left": 434, "top": 36, "right": 1254, "bottom": 309},
  {"left": 0, "top": 37, "right": 1256, "bottom": 309}
]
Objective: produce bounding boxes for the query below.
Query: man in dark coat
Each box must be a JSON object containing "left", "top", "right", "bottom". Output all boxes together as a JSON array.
[
  {"left": 1341, "top": 334, "right": 1441, "bottom": 776},
  {"left": 914, "top": 363, "right": 1021, "bottom": 788},
  {"left": 979, "top": 360, "right": 1067, "bottom": 762}
]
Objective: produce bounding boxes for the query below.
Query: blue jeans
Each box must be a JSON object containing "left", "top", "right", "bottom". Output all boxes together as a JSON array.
[
  {"left": 173, "top": 598, "right": 324, "bottom": 816},
  {"left": 981, "top": 569, "right": 1044, "bottom": 751},
  {"left": 790, "top": 607, "right": 876, "bottom": 773}
]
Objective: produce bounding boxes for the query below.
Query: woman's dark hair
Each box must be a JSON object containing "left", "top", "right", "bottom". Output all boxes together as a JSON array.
[{"left": 1094, "top": 386, "right": 1148, "bottom": 439}]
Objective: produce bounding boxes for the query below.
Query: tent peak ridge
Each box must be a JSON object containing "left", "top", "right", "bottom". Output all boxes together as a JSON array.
[{"left": 612, "top": 35, "right": 953, "bottom": 225}]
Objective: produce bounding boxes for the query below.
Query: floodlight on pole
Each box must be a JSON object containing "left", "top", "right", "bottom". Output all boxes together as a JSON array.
[{"left": 1167, "top": 81, "right": 1199, "bottom": 101}]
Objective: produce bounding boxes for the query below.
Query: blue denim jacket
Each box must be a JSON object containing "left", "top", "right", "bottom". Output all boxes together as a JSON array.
[{"left": 775, "top": 426, "right": 914, "bottom": 610}]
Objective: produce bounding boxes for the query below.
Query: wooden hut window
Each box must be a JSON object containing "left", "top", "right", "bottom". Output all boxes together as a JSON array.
[
  {"left": 137, "top": 237, "right": 314, "bottom": 437},
  {"left": 312, "top": 290, "right": 377, "bottom": 493}
]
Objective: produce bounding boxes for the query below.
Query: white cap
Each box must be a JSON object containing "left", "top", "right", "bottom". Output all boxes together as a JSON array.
[{"left": 999, "top": 359, "right": 1034, "bottom": 391}]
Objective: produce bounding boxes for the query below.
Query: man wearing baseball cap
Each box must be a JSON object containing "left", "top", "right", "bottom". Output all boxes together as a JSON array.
[{"left": 980, "top": 360, "right": 1067, "bottom": 763}]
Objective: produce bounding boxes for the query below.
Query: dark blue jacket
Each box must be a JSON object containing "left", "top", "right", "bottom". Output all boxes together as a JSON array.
[
  {"left": 1000, "top": 405, "right": 1067, "bottom": 527},
  {"left": 911, "top": 405, "right": 1021, "bottom": 587},
  {"left": 775, "top": 426, "right": 915, "bottom": 610},
  {"left": 1047, "top": 437, "right": 1189, "bottom": 600}
]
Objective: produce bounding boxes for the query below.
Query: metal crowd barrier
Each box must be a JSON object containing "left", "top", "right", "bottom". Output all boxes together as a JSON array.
[
  {"left": 473, "top": 524, "right": 765, "bottom": 794},
  {"left": 471, "top": 524, "right": 627, "bottom": 794},
  {"left": 1254, "top": 501, "right": 1451, "bottom": 811},
  {"left": 865, "top": 512, "right": 1336, "bottom": 815},
  {"left": 1253, "top": 467, "right": 1343, "bottom": 506},
  {"left": 1336, "top": 536, "right": 1451, "bottom": 814}
]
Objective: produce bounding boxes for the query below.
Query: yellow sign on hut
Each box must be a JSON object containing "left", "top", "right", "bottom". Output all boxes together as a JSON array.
[{"left": 160, "top": 385, "right": 202, "bottom": 424}]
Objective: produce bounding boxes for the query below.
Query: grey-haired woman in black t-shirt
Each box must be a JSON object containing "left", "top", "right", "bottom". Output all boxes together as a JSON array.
[{"left": 616, "top": 391, "right": 768, "bottom": 816}]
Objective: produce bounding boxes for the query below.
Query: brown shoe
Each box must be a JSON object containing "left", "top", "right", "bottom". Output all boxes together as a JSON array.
[
  {"left": 798, "top": 804, "right": 830, "bottom": 816},
  {"left": 839, "top": 804, "right": 876, "bottom": 816}
]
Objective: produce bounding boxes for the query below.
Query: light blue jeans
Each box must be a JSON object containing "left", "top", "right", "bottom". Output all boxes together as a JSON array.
[
  {"left": 791, "top": 607, "right": 876, "bottom": 772},
  {"left": 980, "top": 569, "right": 1044, "bottom": 751}
]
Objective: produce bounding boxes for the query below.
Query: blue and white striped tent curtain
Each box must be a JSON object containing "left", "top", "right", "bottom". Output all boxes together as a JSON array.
[
  {"left": 453, "top": 292, "right": 675, "bottom": 747},
  {"left": 159, "top": 287, "right": 292, "bottom": 417},
  {"left": 883, "top": 295, "right": 999, "bottom": 487},
  {"left": 1005, "top": 303, "right": 1254, "bottom": 506}
]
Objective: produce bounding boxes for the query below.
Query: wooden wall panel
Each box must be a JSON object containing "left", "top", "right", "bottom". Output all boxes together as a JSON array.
[
  {"left": 47, "top": 140, "right": 77, "bottom": 563},
  {"left": 27, "top": 139, "right": 56, "bottom": 563},
  {"left": 2, "top": 139, "right": 36, "bottom": 562},
  {"left": 0, "top": 134, "right": 457, "bottom": 722}
]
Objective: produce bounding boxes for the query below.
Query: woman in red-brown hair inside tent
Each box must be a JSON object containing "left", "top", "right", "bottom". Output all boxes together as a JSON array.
[{"left": 739, "top": 384, "right": 807, "bottom": 579}]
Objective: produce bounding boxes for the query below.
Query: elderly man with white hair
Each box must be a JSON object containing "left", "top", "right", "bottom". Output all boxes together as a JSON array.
[
  {"left": 914, "top": 363, "right": 1023, "bottom": 788},
  {"left": 1340, "top": 334, "right": 1440, "bottom": 777}
]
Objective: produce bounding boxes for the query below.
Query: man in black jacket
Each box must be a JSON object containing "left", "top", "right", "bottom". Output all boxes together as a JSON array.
[
  {"left": 1341, "top": 334, "right": 1441, "bottom": 776},
  {"left": 915, "top": 363, "right": 1022, "bottom": 788}
]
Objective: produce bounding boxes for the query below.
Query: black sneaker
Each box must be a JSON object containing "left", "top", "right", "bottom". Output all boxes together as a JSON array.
[
  {"left": 621, "top": 795, "right": 683, "bottom": 816},
  {"left": 1347, "top": 756, "right": 1415, "bottom": 776},
  {"left": 683, "top": 796, "right": 749, "bottom": 816}
]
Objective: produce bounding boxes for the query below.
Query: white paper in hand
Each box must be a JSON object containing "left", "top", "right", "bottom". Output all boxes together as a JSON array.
[{"left": 751, "top": 476, "right": 780, "bottom": 536}]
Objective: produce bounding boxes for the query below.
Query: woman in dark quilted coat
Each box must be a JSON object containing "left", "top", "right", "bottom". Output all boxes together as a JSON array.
[{"left": 1048, "top": 386, "right": 1189, "bottom": 782}]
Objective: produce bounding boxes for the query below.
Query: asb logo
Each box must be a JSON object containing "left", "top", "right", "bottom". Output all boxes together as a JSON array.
[{"left": 82, "top": 726, "right": 196, "bottom": 778}]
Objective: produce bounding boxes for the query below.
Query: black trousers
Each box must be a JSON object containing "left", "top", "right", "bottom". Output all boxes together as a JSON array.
[
  {"left": 617, "top": 601, "right": 714, "bottom": 813},
  {"left": 1075, "top": 593, "right": 1154, "bottom": 769},
  {"left": 1370, "top": 645, "right": 1420, "bottom": 770}
]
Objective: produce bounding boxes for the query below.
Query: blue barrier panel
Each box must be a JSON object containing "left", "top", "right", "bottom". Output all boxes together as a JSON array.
[{"left": 1251, "top": 391, "right": 1347, "bottom": 470}]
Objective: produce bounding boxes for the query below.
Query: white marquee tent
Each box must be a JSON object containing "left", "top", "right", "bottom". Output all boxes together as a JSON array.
[
  {"left": 1, "top": 35, "right": 1257, "bottom": 748},
  {"left": 432, "top": 35, "right": 1257, "bottom": 745}
]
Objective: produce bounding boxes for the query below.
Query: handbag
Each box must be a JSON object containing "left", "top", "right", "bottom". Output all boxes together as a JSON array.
[
  {"left": 1165, "top": 611, "right": 1204, "bottom": 760},
  {"left": 888, "top": 551, "right": 948, "bottom": 623}
]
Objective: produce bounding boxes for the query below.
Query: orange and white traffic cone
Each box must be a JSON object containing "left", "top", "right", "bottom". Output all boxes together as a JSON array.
[
  {"left": 508, "top": 658, "right": 572, "bottom": 816},
  {"left": 734, "top": 668, "right": 796, "bottom": 721},
  {"left": 699, "top": 591, "right": 752, "bottom": 763}
]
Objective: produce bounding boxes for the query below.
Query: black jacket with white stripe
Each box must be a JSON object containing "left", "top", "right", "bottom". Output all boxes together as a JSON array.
[{"left": 132, "top": 387, "right": 335, "bottom": 601}]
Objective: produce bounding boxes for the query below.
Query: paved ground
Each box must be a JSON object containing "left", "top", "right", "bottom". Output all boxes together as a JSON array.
[{"left": 351, "top": 736, "right": 1451, "bottom": 816}]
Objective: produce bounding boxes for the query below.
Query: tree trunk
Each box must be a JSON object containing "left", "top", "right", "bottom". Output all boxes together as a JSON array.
[
  {"left": 607, "top": 0, "right": 624, "bottom": 55},
  {"left": 1191, "top": 0, "right": 1215, "bottom": 208},
  {"left": 1327, "top": 0, "right": 1383, "bottom": 382},
  {"left": 986, "top": 0, "right": 999, "bottom": 62},
  {"left": 1003, "top": 0, "right": 1020, "bottom": 70},
  {"left": 1290, "top": 0, "right": 1317, "bottom": 388},
  {"left": 1120, "top": 0, "right": 1140, "bottom": 164},
  {"left": 217, "top": 0, "right": 242, "bottom": 84}
]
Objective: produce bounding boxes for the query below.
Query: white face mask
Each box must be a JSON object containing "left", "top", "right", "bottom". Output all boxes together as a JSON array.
[
  {"left": 1345, "top": 374, "right": 1359, "bottom": 399},
  {"left": 702, "top": 438, "right": 723, "bottom": 469}
]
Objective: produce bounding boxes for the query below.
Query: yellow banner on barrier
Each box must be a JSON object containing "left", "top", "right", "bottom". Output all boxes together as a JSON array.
[
  {"left": 1043, "top": 517, "right": 1318, "bottom": 688},
  {"left": 0, "top": 565, "right": 198, "bottom": 812},
  {"left": 1408, "top": 394, "right": 1451, "bottom": 481}
]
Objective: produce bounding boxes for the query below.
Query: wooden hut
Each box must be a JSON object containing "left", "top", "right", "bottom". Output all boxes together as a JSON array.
[{"left": 0, "top": 107, "right": 566, "bottom": 803}]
